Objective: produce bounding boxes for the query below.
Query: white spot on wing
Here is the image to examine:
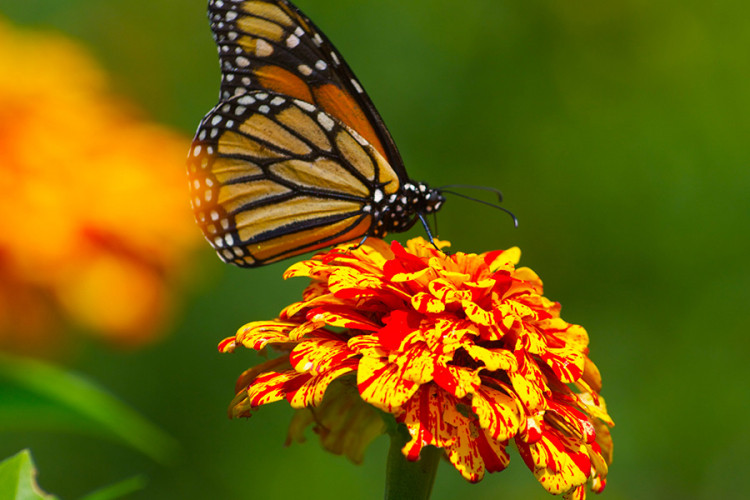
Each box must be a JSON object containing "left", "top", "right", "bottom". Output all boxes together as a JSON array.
[
  {"left": 256, "top": 39, "right": 273, "bottom": 57},
  {"left": 238, "top": 95, "right": 256, "bottom": 105},
  {"left": 297, "top": 64, "right": 312, "bottom": 76},
  {"left": 295, "top": 100, "right": 316, "bottom": 112},
  {"left": 351, "top": 78, "right": 364, "bottom": 93},
  {"left": 317, "top": 112, "right": 335, "bottom": 131},
  {"left": 286, "top": 34, "right": 300, "bottom": 48},
  {"left": 235, "top": 56, "right": 250, "bottom": 67}
]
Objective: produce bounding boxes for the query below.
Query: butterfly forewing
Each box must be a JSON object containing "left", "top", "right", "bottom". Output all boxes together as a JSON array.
[
  {"left": 207, "top": 0, "right": 406, "bottom": 177},
  {"left": 187, "top": 90, "right": 402, "bottom": 267}
]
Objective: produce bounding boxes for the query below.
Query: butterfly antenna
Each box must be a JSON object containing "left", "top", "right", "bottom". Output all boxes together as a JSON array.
[
  {"left": 441, "top": 190, "right": 519, "bottom": 228},
  {"left": 438, "top": 184, "right": 505, "bottom": 203}
]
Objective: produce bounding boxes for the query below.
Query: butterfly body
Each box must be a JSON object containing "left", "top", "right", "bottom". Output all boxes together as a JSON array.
[{"left": 188, "top": 0, "right": 444, "bottom": 267}]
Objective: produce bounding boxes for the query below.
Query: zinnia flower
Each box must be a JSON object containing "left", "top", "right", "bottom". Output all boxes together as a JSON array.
[
  {"left": 221, "top": 237, "right": 613, "bottom": 498},
  {"left": 0, "top": 18, "right": 199, "bottom": 350}
]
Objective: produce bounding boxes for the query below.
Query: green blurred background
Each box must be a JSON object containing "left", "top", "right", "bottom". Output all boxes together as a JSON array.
[{"left": 1, "top": 0, "right": 748, "bottom": 498}]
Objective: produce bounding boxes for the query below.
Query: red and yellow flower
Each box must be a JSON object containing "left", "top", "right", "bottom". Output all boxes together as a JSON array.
[
  {"left": 0, "top": 18, "right": 199, "bottom": 350},
  {"left": 221, "top": 237, "right": 613, "bottom": 498}
]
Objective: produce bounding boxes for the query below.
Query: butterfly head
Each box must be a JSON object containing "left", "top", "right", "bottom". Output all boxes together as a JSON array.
[{"left": 367, "top": 182, "right": 444, "bottom": 237}]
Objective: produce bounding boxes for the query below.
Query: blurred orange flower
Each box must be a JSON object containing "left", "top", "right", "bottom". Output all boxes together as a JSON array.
[
  {"left": 221, "top": 237, "right": 614, "bottom": 499},
  {"left": 0, "top": 18, "right": 199, "bottom": 350}
]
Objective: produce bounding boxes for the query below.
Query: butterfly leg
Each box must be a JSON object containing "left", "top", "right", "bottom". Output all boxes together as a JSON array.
[
  {"left": 349, "top": 234, "right": 370, "bottom": 251},
  {"left": 417, "top": 213, "right": 442, "bottom": 251}
]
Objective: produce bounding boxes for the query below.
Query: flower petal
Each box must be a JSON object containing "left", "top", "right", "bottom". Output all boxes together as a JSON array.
[
  {"left": 472, "top": 385, "right": 522, "bottom": 441},
  {"left": 517, "top": 430, "right": 591, "bottom": 495},
  {"left": 288, "top": 359, "right": 358, "bottom": 407},
  {"left": 358, "top": 356, "right": 419, "bottom": 412},
  {"left": 399, "top": 385, "right": 458, "bottom": 459},
  {"left": 307, "top": 305, "right": 381, "bottom": 330},
  {"left": 245, "top": 370, "right": 310, "bottom": 407},
  {"left": 445, "top": 420, "right": 510, "bottom": 482},
  {"left": 235, "top": 321, "right": 297, "bottom": 350},
  {"left": 289, "top": 336, "right": 356, "bottom": 375}
]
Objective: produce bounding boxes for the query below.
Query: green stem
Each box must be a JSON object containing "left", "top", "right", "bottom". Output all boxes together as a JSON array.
[{"left": 384, "top": 426, "right": 441, "bottom": 500}]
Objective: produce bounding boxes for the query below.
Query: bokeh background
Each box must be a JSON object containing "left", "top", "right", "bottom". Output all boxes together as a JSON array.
[{"left": 1, "top": 0, "right": 748, "bottom": 498}]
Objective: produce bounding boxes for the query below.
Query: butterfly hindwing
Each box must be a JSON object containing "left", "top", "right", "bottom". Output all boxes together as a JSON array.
[
  {"left": 207, "top": 0, "right": 406, "bottom": 177},
  {"left": 187, "top": 90, "right": 402, "bottom": 267}
]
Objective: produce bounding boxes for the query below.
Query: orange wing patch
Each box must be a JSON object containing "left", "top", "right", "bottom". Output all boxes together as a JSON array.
[
  {"left": 255, "top": 65, "right": 314, "bottom": 103},
  {"left": 313, "top": 83, "right": 387, "bottom": 159}
]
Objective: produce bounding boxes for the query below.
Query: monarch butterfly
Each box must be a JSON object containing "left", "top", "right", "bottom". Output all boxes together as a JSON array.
[{"left": 187, "top": 0, "right": 445, "bottom": 267}]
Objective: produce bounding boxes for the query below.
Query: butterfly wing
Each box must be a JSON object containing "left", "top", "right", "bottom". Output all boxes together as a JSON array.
[
  {"left": 207, "top": 0, "right": 407, "bottom": 179},
  {"left": 188, "top": 0, "right": 445, "bottom": 266},
  {"left": 187, "top": 90, "right": 403, "bottom": 267}
]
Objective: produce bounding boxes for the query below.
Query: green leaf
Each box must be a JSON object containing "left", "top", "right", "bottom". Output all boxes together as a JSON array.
[
  {"left": 0, "top": 354, "right": 178, "bottom": 464},
  {"left": 0, "top": 450, "right": 56, "bottom": 500}
]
